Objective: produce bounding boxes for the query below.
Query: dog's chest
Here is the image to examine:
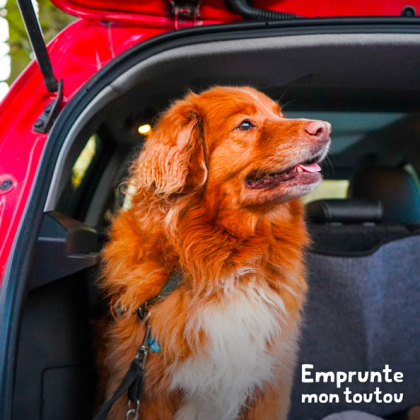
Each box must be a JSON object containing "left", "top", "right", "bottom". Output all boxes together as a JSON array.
[{"left": 170, "top": 283, "right": 286, "bottom": 420}]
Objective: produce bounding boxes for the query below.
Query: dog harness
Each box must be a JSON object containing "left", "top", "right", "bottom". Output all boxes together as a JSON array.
[{"left": 93, "top": 271, "right": 182, "bottom": 420}]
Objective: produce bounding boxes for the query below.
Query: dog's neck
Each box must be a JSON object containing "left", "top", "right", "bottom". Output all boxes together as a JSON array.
[
  {"left": 129, "top": 187, "right": 308, "bottom": 314},
  {"left": 150, "top": 190, "right": 304, "bottom": 287}
]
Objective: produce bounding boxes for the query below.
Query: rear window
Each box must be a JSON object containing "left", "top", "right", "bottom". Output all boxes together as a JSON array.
[
  {"left": 302, "top": 180, "right": 349, "bottom": 203},
  {"left": 285, "top": 111, "right": 420, "bottom": 204},
  {"left": 56, "top": 134, "right": 103, "bottom": 218}
]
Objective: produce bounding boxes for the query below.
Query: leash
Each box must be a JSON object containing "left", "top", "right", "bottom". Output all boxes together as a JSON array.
[
  {"left": 93, "top": 272, "right": 182, "bottom": 420},
  {"left": 93, "top": 304, "right": 151, "bottom": 420}
]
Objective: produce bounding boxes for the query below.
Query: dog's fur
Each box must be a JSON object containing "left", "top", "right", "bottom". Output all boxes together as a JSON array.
[{"left": 99, "top": 86, "right": 330, "bottom": 420}]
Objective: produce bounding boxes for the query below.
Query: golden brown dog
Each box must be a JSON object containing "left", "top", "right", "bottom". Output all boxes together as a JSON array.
[{"left": 99, "top": 86, "right": 331, "bottom": 420}]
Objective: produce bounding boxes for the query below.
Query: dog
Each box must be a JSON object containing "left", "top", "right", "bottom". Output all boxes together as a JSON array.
[{"left": 99, "top": 86, "right": 331, "bottom": 420}]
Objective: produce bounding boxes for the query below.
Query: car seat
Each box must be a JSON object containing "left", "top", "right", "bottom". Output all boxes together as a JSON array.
[{"left": 289, "top": 166, "right": 420, "bottom": 420}]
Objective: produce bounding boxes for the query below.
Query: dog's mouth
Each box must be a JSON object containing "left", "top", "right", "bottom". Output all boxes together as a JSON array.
[{"left": 245, "top": 155, "right": 323, "bottom": 190}]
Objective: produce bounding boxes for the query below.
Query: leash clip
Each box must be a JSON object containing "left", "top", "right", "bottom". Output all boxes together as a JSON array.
[
  {"left": 125, "top": 400, "right": 139, "bottom": 420},
  {"left": 125, "top": 305, "right": 151, "bottom": 419},
  {"left": 135, "top": 303, "right": 152, "bottom": 369},
  {"left": 136, "top": 321, "right": 152, "bottom": 369}
]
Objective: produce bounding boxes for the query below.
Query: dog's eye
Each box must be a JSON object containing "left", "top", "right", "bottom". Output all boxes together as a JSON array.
[{"left": 236, "top": 120, "right": 254, "bottom": 131}]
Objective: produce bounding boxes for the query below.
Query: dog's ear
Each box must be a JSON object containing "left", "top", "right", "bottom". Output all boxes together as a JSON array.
[{"left": 134, "top": 94, "right": 207, "bottom": 196}]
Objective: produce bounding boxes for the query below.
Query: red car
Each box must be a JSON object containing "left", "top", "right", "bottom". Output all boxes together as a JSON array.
[{"left": 1, "top": 1, "right": 420, "bottom": 419}]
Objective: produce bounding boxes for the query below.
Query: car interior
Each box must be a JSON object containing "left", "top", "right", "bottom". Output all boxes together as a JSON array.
[{"left": 11, "top": 32, "right": 420, "bottom": 420}]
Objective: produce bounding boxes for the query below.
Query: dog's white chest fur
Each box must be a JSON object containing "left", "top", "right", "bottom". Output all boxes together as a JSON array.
[{"left": 170, "top": 281, "right": 286, "bottom": 420}]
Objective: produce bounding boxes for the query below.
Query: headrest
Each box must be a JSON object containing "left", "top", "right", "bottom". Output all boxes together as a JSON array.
[
  {"left": 348, "top": 166, "right": 420, "bottom": 224},
  {"left": 306, "top": 199, "right": 383, "bottom": 224}
]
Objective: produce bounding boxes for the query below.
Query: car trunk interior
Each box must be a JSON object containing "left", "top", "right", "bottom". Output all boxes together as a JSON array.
[{"left": 11, "top": 29, "right": 420, "bottom": 420}]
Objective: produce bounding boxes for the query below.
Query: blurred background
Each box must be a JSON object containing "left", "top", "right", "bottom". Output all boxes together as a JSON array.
[{"left": 0, "top": 0, "right": 75, "bottom": 101}]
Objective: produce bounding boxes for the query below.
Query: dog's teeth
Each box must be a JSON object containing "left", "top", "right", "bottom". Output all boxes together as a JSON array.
[{"left": 297, "top": 167, "right": 304, "bottom": 173}]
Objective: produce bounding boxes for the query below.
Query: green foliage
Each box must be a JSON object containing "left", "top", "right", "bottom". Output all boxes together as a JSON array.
[{"left": 5, "top": 0, "right": 76, "bottom": 84}]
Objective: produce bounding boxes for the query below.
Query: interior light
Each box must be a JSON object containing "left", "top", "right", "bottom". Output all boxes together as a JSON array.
[{"left": 138, "top": 124, "right": 151, "bottom": 135}]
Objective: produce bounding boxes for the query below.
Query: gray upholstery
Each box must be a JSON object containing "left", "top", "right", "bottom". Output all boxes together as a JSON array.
[
  {"left": 289, "top": 235, "right": 420, "bottom": 420},
  {"left": 307, "top": 224, "right": 410, "bottom": 255},
  {"left": 323, "top": 412, "right": 383, "bottom": 420}
]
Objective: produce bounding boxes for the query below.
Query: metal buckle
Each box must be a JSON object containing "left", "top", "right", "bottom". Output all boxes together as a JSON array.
[
  {"left": 137, "top": 302, "right": 150, "bottom": 321},
  {"left": 125, "top": 400, "right": 139, "bottom": 420},
  {"left": 169, "top": 0, "right": 202, "bottom": 28},
  {"left": 110, "top": 294, "right": 128, "bottom": 320}
]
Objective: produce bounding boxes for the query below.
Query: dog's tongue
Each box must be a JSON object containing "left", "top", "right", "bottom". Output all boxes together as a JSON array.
[{"left": 294, "top": 163, "right": 321, "bottom": 173}]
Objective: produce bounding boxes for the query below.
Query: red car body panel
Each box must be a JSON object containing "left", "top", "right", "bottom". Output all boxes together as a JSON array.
[
  {"left": 0, "top": 20, "right": 168, "bottom": 281},
  {"left": 52, "top": 0, "right": 420, "bottom": 21},
  {"left": 0, "top": 0, "right": 419, "bottom": 282}
]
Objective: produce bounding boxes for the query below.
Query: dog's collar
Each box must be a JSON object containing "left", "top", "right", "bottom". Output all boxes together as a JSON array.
[
  {"left": 147, "top": 270, "right": 183, "bottom": 306},
  {"left": 110, "top": 270, "right": 183, "bottom": 320}
]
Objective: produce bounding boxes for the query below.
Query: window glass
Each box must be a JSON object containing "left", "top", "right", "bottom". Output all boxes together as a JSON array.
[
  {"left": 71, "top": 136, "right": 97, "bottom": 189},
  {"left": 122, "top": 182, "right": 136, "bottom": 211},
  {"left": 56, "top": 134, "right": 102, "bottom": 217},
  {"left": 405, "top": 163, "right": 420, "bottom": 191},
  {"left": 302, "top": 180, "right": 349, "bottom": 204}
]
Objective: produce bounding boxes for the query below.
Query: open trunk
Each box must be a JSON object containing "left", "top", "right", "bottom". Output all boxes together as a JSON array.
[{"left": 3, "top": 19, "right": 420, "bottom": 420}]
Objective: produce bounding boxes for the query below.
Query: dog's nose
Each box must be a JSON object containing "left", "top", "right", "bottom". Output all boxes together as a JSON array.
[{"left": 305, "top": 121, "right": 331, "bottom": 142}]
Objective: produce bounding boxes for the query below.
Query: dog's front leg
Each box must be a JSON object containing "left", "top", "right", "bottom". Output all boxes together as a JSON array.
[{"left": 241, "top": 379, "right": 292, "bottom": 420}]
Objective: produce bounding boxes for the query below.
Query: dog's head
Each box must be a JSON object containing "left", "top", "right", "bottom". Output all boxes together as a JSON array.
[{"left": 135, "top": 86, "right": 330, "bottom": 214}]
